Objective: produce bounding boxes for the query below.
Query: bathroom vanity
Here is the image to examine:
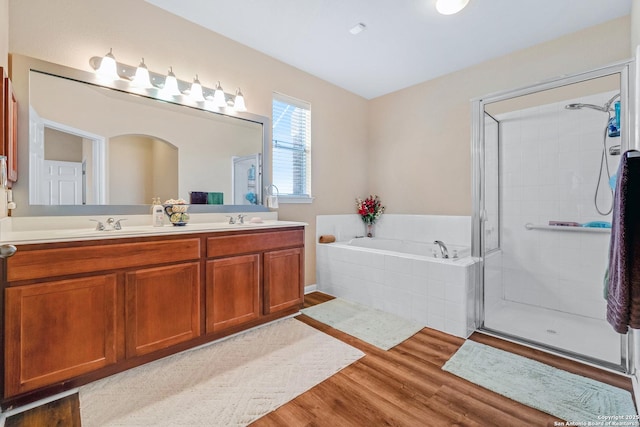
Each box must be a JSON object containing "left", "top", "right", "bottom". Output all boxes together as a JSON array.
[{"left": 0, "top": 221, "right": 305, "bottom": 409}]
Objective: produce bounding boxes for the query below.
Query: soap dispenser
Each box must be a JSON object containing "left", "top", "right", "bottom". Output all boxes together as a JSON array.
[{"left": 152, "top": 198, "right": 164, "bottom": 227}]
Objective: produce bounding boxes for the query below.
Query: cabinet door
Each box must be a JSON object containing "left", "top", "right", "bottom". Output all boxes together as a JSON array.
[
  {"left": 5, "top": 275, "right": 117, "bottom": 396},
  {"left": 125, "top": 262, "right": 200, "bottom": 358},
  {"left": 206, "top": 254, "right": 260, "bottom": 333},
  {"left": 264, "top": 247, "right": 304, "bottom": 314}
]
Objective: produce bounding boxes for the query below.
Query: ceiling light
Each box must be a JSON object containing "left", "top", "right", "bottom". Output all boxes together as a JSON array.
[
  {"left": 162, "top": 67, "right": 181, "bottom": 96},
  {"left": 234, "top": 88, "right": 247, "bottom": 112},
  {"left": 131, "top": 58, "right": 153, "bottom": 88},
  {"left": 212, "top": 81, "right": 226, "bottom": 108},
  {"left": 349, "top": 23, "right": 366, "bottom": 35},
  {"left": 189, "top": 75, "right": 205, "bottom": 102},
  {"left": 435, "top": 0, "right": 470, "bottom": 15},
  {"left": 95, "top": 48, "right": 119, "bottom": 81}
]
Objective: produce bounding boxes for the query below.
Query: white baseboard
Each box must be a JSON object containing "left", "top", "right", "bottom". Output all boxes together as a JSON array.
[{"left": 304, "top": 284, "right": 317, "bottom": 294}]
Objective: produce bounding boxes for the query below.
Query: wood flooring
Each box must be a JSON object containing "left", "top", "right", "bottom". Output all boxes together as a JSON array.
[{"left": 5, "top": 291, "right": 634, "bottom": 427}]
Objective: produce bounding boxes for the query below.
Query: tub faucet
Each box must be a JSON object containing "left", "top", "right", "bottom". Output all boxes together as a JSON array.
[{"left": 433, "top": 240, "right": 449, "bottom": 259}]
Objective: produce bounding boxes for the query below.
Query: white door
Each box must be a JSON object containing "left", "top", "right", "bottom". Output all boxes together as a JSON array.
[{"left": 42, "top": 160, "right": 83, "bottom": 205}]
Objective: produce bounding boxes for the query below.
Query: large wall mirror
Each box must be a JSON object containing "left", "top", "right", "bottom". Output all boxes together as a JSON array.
[{"left": 10, "top": 54, "right": 272, "bottom": 216}]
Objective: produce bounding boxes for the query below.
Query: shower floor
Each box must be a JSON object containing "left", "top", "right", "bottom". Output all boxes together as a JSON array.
[{"left": 484, "top": 300, "right": 621, "bottom": 366}]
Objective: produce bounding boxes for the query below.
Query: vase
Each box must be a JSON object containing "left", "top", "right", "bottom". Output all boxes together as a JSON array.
[{"left": 365, "top": 223, "right": 374, "bottom": 238}]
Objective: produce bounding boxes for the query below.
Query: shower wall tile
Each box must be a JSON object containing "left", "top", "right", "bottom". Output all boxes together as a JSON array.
[{"left": 496, "top": 90, "right": 619, "bottom": 320}]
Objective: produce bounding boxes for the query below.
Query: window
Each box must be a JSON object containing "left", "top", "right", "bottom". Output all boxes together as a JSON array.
[{"left": 272, "top": 93, "right": 312, "bottom": 202}]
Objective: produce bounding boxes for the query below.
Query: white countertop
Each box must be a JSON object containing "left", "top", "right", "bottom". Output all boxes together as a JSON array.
[{"left": 0, "top": 214, "right": 306, "bottom": 245}]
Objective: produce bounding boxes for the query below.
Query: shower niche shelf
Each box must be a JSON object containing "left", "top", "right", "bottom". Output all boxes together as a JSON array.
[{"left": 524, "top": 223, "right": 611, "bottom": 233}]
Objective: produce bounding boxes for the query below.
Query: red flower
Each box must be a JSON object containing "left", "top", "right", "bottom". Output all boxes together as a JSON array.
[{"left": 355, "top": 195, "right": 385, "bottom": 225}]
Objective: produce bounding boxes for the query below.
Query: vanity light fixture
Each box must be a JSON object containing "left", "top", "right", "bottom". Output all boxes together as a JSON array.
[
  {"left": 162, "top": 67, "right": 181, "bottom": 96},
  {"left": 189, "top": 75, "right": 205, "bottom": 102},
  {"left": 234, "top": 88, "right": 247, "bottom": 112},
  {"left": 95, "top": 48, "right": 120, "bottom": 81},
  {"left": 88, "top": 51, "right": 248, "bottom": 112},
  {"left": 435, "top": 0, "right": 470, "bottom": 15},
  {"left": 212, "top": 81, "right": 227, "bottom": 108}
]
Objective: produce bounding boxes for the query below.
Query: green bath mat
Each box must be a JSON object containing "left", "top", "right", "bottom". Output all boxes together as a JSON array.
[
  {"left": 301, "top": 298, "right": 423, "bottom": 350},
  {"left": 443, "top": 340, "right": 638, "bottom": 423}
]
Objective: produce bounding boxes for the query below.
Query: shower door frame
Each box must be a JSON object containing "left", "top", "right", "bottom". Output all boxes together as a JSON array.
[{"left": 471, "top": 59, "right": 635, "bottom": 373}]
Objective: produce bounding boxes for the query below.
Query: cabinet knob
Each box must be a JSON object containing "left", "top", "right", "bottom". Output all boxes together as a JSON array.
[{"left": 0, "top": 244, "right": 17, "bottom": 258}]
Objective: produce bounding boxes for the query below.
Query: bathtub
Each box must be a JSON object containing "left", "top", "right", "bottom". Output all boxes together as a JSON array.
[
  {"left": 316, "top": 237, "right": 477, "bottom": 338},
  {"left": 343, "top": 237, "right": 472, "bottom": 260}
]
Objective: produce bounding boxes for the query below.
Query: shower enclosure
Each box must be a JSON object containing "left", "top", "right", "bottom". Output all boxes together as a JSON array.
[{"left": 472, "top": 60, "right": 634, "bottom": 372}]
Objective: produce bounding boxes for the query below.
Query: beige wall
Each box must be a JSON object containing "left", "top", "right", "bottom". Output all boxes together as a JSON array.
[
  {"left": 368, "top": 17, "right": 631, "bottom": 216},
  {"left": 8, "top": 0, "right": 369, "bottom": 285}
]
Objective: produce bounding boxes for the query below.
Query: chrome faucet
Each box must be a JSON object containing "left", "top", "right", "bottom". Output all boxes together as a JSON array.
[
  {"left": 90, "top": 218, "right": 126, "bottom": 231},
  {"left": 433, "top": 240, "right": 449, "bottom": 259}
]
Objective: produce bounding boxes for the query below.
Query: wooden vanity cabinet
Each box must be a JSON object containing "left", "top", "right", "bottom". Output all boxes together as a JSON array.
[
  {"left": 205, "top": 228, "right": 305, "bottom": 334},
  {"left": 1, "top": 226, "right": 304, "bottom": 408},
  {"left": 3, "top": 236, "right": 202, "bottom": 401}
]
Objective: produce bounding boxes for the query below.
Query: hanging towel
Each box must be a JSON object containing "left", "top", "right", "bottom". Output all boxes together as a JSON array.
[{"left": 606, "top": 150, "right": 640, "bottom": 334}]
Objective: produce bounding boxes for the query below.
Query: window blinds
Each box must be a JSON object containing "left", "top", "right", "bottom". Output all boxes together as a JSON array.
[{"left": 272, "top": 93, "right": 311, "bottom": 198}]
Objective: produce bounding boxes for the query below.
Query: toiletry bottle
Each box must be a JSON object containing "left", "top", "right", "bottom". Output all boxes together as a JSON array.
[{"left": 152, "top": 198, "right": 164, "bottom": 227}]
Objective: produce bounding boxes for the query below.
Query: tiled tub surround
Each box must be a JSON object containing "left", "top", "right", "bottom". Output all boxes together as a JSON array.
[{"left": 316, "top": 214, "right": 477, "bottom": 338}]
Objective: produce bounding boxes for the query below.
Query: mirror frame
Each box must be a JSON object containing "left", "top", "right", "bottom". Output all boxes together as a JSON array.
[{"left": 10, "top": 54, "right": 272, "bottom": 216}]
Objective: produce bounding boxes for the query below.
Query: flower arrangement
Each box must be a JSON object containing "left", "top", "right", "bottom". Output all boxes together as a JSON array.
[{"left": 356, "top": 195, "right": 385, "bottom": 225}]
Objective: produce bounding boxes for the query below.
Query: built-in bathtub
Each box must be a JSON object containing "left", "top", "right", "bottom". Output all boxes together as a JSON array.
[
  {"left": 344, "top": 237, "right": 471, "bottom": 260},
  {"left": 316, "top": 214, "right": 478, "bottom": 338}
]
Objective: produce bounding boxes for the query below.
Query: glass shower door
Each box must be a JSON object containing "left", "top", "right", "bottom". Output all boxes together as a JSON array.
[{"left": 475, "top": 63, "right": 632, "bottom": 372}]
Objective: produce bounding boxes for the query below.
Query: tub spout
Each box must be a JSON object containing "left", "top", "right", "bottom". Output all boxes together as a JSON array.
[{"left": 433, "top": 240, "right": 449, "bottom": 259}]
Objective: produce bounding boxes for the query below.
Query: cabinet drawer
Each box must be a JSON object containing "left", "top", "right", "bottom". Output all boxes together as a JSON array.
[
  {"left": 207, "top": 228, "right": 303, "bottom": 258},
  {"left": 8, "top": 238, "right": 201, "bottom": 282}
]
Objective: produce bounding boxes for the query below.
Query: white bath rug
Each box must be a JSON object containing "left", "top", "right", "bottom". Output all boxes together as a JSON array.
[
  {"left": 79, "top": 318, "right": 364, "bottom": 426},
  {"left": 443, "top": 340, "right": 638, "bottom": 423},
  {"left": 301, "top": 298, "right": 424, "bottom": 350}
]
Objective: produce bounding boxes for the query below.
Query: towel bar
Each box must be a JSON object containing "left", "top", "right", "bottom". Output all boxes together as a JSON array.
[{"left": 524, "top": 223, "right": 611, "bottom": 233}]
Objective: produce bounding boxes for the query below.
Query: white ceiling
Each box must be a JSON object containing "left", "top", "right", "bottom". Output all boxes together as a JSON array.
[{"left": 145, "top": 0, "right": 632, "bottom": 99}]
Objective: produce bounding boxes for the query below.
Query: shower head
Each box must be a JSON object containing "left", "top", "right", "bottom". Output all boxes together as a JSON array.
[
  {"left": 565, "top": 93, "right": 620, "bottom": 113},
  {"left": 564, "top": 103, "right": 609, "bottom": 112}
]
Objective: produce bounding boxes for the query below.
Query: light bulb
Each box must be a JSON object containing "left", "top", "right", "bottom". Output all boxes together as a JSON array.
[
  {"left": 162, "top": 67, "right": 181, "bottom": 96},
  {"left": 234, "top": 88, "right": 247, "bottom": 112},
  {"left": 435, "top": 0, "right": 470, "bottom": 15},
  {"left": 190, "top": 75, "right": 205, "bottom": 102},
  {"left": 131, "top": 58, "right": 153, "bottom": 88},
  {"left": 96, "top": 48, "right": 119, "bottom": 81},
  {"left": 212, "top": 81, "right": 226, "bottom": 108}
]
